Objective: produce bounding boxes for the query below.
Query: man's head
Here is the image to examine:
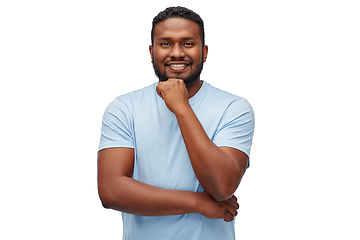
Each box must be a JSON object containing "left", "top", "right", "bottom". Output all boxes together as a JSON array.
[
  {"left": 151, "top": 6, "right": 205, "bottom": 47},
  {"left": 150, "top": 7, "right": 208, "bottom": 86}
]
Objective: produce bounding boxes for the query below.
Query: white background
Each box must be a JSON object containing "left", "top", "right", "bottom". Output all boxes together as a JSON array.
[{"left": 1, "top": 0, "right": 359, "bottom": 239}]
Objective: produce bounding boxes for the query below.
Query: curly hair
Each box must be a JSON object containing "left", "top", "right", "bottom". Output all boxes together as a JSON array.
[{"left": 151, "top": 6, "right": 205, "bottom": 46}]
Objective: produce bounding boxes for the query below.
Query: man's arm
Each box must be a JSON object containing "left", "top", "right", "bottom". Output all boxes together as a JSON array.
[
  {"left": 97, "top": 147, "right": 239, "bottom": 221},
  {"left": 156, "top": 79, "right": 249, "bottom": 201}
]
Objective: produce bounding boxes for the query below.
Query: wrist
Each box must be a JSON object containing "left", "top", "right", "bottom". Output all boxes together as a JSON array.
[
  {"left": 173, "top": 102, "right": 192, "bottom": 118},
  {"left": 192, "top": 192, "right": 208, "bottom": 215},
  {"left": 182, "top": 191, "right": 205, "bottom": 215}
]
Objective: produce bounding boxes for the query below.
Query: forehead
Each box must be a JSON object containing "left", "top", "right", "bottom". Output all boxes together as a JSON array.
[{"left": 153, "top": 18, "right": 201, "bottom": 42}]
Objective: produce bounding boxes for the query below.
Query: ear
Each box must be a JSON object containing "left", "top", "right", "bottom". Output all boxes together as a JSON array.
[
  {"left": 202, "top": 45, "right": 208, "bottom": 62},
  {"left": 149, "top": 45, "right": 153, "bottom": 63}
]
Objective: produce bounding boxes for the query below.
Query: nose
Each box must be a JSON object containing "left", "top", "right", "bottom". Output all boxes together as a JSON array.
[{"left": 170, "top": 43, "right": 185, "bottom": 58}]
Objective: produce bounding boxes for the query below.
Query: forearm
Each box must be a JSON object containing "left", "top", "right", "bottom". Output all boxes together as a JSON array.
[
  {"left": 175, "top": 106, "right": 244, "bottom": 201},
  {"left": 155, "top": 79, "right": 246, "bottom": 201},
  {"left": 99, "top": 175, "right": 200, "bottom": 216},
  {"left": 97, "top": 147, "right": 238, "bottom": 221}
]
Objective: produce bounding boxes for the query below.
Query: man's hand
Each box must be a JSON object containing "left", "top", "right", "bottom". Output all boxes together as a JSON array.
[
  {"left": 197, "top": 193, "right": 239, "bottom": 222},
  {"left": 156, "top": 78, "right": 190, "bottom": 114}
]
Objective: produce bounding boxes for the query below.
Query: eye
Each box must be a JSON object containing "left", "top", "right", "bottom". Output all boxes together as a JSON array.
[
  {"left": 184, "top": 42, "right": 194, "bottom": 47},
  {"left": 160, "top": 42, "right": 171, "bottom": 47}
]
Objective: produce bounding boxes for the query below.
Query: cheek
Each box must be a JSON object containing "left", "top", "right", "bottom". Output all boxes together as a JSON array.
[
  {"left": 154, "top": 56, "right": 168, "bottom": 68},
  {"left": 186, "top": 48, "right": 203, "bottom": 61},
  {"left": 154, "top": 48, "right": 168, "bottom": 58}
]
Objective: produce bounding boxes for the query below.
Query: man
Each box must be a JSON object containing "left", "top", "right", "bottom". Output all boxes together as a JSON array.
[{"left": 97, "top": 6, "right": 255, "bottom": 240}]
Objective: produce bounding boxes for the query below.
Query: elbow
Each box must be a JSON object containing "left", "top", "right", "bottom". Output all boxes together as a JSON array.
[
  {"left": 98, "top": 185, "right": 128, "bottom": 212},
  {"left": 209, "top": 185, "right": 238, "bottom": 202},
  {"left": 213, "top": 195, "right": 227, "bottom": 202},
  {"left": 100, "top": 196, "right": 112, "bottom": 209},
  {"left": 97, "top": 176, "right": 131, "bottom": 212},
  {"left": 211, "top": 178, "right": 241, "bottom": 201},
  {"left": 99, "top": 189, "right": 132, "bottom": 214},
  {"left": 213, "top": 189, "right": 236, "bottom": 202},
  {"left": 98, "top": 185, "right": 118, "bottom": 210},
  {"left": 99, "top": 192, "right": 112, "bottom": 209},
  {"left": 213, "top": 169, "right": 246, "bottom": 201},
  {"left": 99, "top": 194, "right": 123, "bottom": 211}
]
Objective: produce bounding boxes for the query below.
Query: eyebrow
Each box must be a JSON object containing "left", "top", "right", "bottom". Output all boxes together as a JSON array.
[
  {"left": 158, "top": 37, "right": 196, "bottom": 41},
  {"left": 182, "top": 37, "right": 196, "bottom": 40}
]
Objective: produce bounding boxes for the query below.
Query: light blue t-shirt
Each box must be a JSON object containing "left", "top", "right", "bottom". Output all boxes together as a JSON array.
[{"left": 98, "top": 81, "right": 255, "bottom": 240}]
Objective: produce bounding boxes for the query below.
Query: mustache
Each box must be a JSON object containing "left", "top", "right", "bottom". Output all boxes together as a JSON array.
[{"left": 164, "top": 58, "right": 192, "bottom": 66}]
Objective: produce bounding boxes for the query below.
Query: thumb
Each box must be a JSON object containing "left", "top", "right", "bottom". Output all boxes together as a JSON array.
[{"left": 156, "top": 87, "right": 164, "bottom": 99}]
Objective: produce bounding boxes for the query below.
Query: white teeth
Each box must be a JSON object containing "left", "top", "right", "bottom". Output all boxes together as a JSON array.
[{"left": 170, "top": 64, "right": 186, "bottom": 67}]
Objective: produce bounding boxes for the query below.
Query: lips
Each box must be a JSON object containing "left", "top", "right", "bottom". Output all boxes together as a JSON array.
[{"left": 165, "top": 61, "right": 191, "bottom": 72}]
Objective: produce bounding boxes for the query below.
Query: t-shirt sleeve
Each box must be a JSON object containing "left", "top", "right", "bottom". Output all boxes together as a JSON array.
[
  {"left": 98, "top": 97, "right": 134, "bottom": 152},
  {"left": 213, "top": 98, "right": 255, "bottom": 164}
]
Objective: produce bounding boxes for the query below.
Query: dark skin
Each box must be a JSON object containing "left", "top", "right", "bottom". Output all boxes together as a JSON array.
[{"left": 98, "top": 18, "right": 248, "bottom": 221}]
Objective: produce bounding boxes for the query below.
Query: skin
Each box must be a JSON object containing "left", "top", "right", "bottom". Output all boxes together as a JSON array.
[
  {"left": 98, "top": 17, "right": 248, "bottom": 222},
  {"left": 150, "top": 17, "right": 207, "bottom": 92}
]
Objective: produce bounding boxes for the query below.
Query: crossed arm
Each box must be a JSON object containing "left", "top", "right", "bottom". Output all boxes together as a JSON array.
[
  {"left": 97, "top": 79, "right": 248, "bottom": 221},
  {"left": 98, "top": 148, "right": 239, "bottom": 222}
]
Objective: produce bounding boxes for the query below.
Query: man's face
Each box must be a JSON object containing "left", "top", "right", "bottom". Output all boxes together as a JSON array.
[{"left": 149, "top": 18, "right": 208, "bottom": 86}]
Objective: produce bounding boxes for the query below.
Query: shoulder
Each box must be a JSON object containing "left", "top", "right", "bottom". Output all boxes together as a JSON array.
[
  {"left": 106, "top": 83, "right": 157, "bottom": 111},
  {"left": 203, "top": 82, "right": 253, "bottom": 111}
]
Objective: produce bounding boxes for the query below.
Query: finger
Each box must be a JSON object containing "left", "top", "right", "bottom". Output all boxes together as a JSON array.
[
  {"left": 156, "top": 83, "right": 166, "bottom": 98},
  {"left": 156, "top": 88, "right": 163, "bottom": 99},
  {"left": 156, "top": 81, "right": 172, "bottom": 93},
  {"left": 231, "top": 200, "right": 239, "bottom": 210},
  {"left": 231, "top": 195, "right": 237, "bottom": 201},
  {"left": 228, "top": 207, "right": 238, "bottom": 218},
  {"left": 223, "top": 212, "right": 235, "bottom": 222},
  {"left": 168, "top": 78, "right": 182, "bottom": 82},
  {"left": 156, "top": 82, "right": 166, "bottom": 90}
]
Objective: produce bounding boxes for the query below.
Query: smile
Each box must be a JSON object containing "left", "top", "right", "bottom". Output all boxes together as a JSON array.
[
  {"left": 166, "top": 64, "right": 189, "bottom": 72},
  {"left": 169, "top": 64, "right": 188, "bottom": 67},
  {"left": 165, "top": 61, "right": 192, "bottom": 72}
]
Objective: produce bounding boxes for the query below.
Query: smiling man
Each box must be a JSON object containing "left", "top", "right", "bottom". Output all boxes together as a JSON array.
[
  {"left": 150, "top": 16, "right": 207, "bottom": 88},
  {"left": 97, "top": 6, "right": 255, "bottom": 240}
]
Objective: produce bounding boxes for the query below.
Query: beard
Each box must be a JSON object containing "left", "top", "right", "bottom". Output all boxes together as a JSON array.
[{"left": 152, "top": 53, "right": 204, "bottom": 87}]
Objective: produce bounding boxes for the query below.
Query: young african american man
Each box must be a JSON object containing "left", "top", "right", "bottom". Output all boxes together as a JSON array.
[{"left": 97, "top": 6, "right": 255, "bottom": 240}]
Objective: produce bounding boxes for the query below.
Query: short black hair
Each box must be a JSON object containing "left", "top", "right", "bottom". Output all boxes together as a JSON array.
[{"left": 151, "top": 6, "right": 205, "bottom": 46}]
